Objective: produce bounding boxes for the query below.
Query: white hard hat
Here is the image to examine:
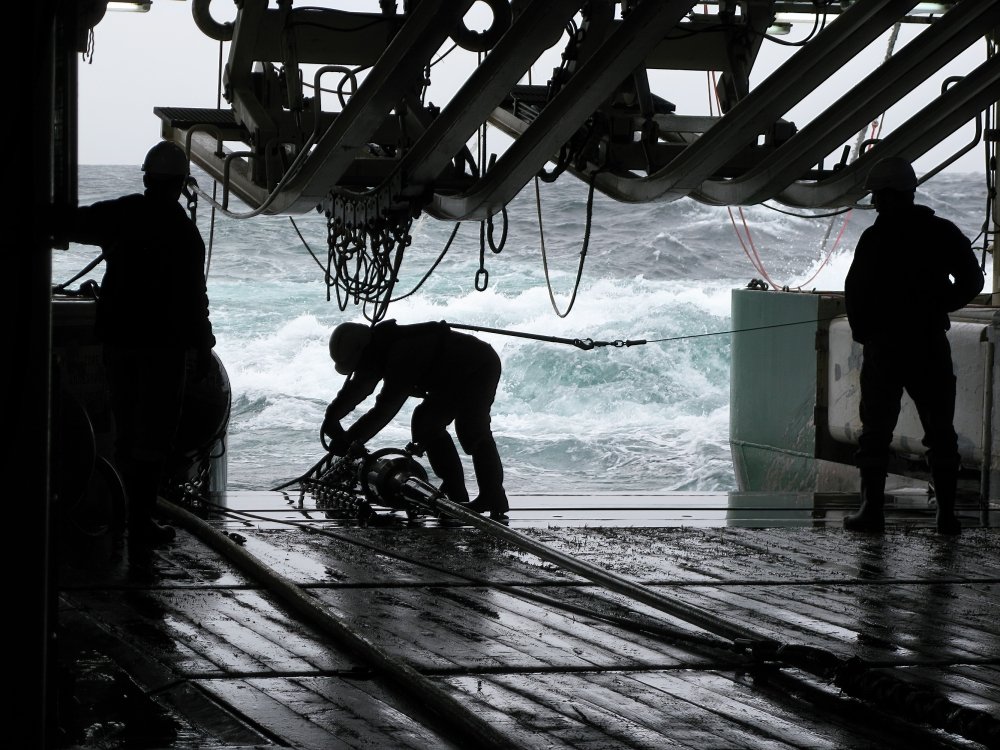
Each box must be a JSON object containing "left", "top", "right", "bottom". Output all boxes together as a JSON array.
[
  {"left": 864, "top": 156, "right": 917, "bottom": 192},
  {"left": 329, "top": 323, "right": 372, "bottom": 375},
  {"left": 141, "top": 141, "right": 189, "bottom": 177}
]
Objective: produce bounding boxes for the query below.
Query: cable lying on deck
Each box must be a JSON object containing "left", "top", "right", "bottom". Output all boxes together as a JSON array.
[
  {"left": 175, "top": 445, "right": 1000, "bottom": 748},
  {"left": 158, "top": 497, "right": 512, "bottom": 750}
]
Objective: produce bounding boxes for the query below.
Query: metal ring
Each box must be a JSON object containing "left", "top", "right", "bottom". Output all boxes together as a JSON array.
[
  {"left": 450, "top": 0, "right": 512, "bottom": 52},
  {"left": 192, "top": 0, "right": 234, "bottom": 41}
]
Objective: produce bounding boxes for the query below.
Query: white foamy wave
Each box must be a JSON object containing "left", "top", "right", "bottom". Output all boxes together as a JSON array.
[{"left": 68, "top": 165, "right": 990, "bottom": 493}]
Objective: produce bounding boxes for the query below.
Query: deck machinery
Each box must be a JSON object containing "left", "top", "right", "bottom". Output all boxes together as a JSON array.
[{"left": 159, "top": 1, "right": 999, "bottom": 221}]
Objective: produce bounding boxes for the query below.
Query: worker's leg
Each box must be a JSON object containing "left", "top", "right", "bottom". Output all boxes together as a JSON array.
[
  {"left": 846, "top": 342, "right": 902, "bottom": 532},
  {"left": 907, "top": 334, "right": 961, "bottom": 535},
  {"left": 412, "top": 400, "right": 469, "bottom": 503}
]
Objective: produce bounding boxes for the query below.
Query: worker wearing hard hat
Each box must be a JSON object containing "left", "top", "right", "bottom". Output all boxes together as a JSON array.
[
  {"left": 843, "top": 156, "right": 984, "bottom": 535},
  {"left": 59, "top": 141, "right": 216, "bottom": 558},
  {"left": 323, "top": 320, "right": 509, "bottom": 519}
]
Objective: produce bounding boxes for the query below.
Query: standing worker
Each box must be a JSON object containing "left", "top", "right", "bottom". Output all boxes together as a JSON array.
[
  {"left": 843, "top": 156, "right": 984, "bottom": 534},
  {"left": 59, "top": 141, "right": 216, "bottom": 558},
  {"left": 322, "top": 320, "right": 510, "bottom": 518}
]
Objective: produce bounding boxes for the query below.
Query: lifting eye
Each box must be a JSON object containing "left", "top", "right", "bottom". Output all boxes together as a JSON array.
[{"left": 450, "top": 0, "right": 512, "bottom": 53}]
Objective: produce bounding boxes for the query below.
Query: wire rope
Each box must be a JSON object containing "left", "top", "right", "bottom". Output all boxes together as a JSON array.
[
  {"left": 449, "top": 313, "right": 850, "bottom": 351},
  {"left": 202, "top": 36, "right": 225, "bottom": 281},
  {"left": 536, "top": 173, "right": 596, "bottom": 318},
  {"left": 710, "top": 21, "right": 902, "bottom": 292},
  {"left": 159, "top": 486, "right": 1000, "bottom": 747},
  {"left": 158, "top": 498, "right": 512, "bottom": 750},
  {"left": 192, "top": 493, "right": 737, "bottom": 656}
]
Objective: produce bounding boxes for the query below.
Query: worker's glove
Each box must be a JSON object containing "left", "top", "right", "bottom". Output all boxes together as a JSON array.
[
  {"left": 321, "top": 410, "right": 343, "bottom": 440},
  {"left": 321, "top": 412, "right": 348, "bottom": 454},
  {"left": 326, "top": 435, "right": 350, "bottom": 457},
  {"left": 345, "top": 441, "right": 368, "bottom": 460}
]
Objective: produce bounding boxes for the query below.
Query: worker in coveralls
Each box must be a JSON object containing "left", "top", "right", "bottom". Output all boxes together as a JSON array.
[
  {"left": 322, "top": 320, "right": 510, "bottom": 518},
  {"left": 843, "top": 156, "right": 984, "bottom": 534},
  {"left": 60, "top": 141, "right": 216, "bottom": 558}
]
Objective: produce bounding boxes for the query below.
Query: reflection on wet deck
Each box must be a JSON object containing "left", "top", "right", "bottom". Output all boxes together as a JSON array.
[
  {"left": 56, "top": 490, "right": 1000, "bottom": 750},
  {"left": 219, "top": 488, "right": 998, "bottom": 530}
]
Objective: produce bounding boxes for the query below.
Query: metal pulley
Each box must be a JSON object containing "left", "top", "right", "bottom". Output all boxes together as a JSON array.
[{"left": 360, "top": 449, "right": 431, "bottom": 508}]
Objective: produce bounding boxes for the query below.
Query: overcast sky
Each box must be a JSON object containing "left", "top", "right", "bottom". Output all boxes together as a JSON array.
[{"left": 78, "top": 1, "right": 990, "bottom": 178}]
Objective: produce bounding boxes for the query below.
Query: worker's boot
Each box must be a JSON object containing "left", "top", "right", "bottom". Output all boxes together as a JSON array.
[
  {"left": 932, "top": 469, "right": 961, "bottom": 536},
  {"left": 123, "top": 460, "right": 176, "bottom": 558},
  {"left": 133, "top": 509, "right": 177, "bottom": 546},
  {"left": 129, "top": 499, "right": 177, "bottom": 552},
  {"left": 466, "top": 447, "right": 509, "bottom": 519},
  {"left": 843, "top": 469, "right": 886, "bottom": 532},
  {"left": 438, "top": 482, "right": 470, "bottom": 505},
  {"left": 465, "top": 492, "right": 509, "bottom": 519}
]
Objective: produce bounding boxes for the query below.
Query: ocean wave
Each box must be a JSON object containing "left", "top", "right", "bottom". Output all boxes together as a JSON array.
[{"left": 65, "top": 165, "right": 992, "bottom": 494}]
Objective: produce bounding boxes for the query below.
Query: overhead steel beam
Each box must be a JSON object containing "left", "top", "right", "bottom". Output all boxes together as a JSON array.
[
  {"left": 391, "top": 0, "right": 581, "bottom": 197},
  {"left": 777, "top": 50, "right": 1000, "bottom": 207},
  {"left": 428, "top": 0, "right": 698, "bottom": 221},
  {"left": 190, "top": 0, "right": 474, "bottom": 216},
  {"left": 694, "top": 0, "right": 1000, "bottom": 206},
  {"left": 583, "top": 0, "right": 921, "bottom": 204}
]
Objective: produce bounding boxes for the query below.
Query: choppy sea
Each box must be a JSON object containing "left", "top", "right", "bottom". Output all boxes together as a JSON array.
[{"left": 55, "top": 165, "right": 993, "bottom": 496}]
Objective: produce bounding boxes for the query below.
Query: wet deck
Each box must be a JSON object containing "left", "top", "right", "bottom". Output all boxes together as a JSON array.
[{"left": 55, "top": 490, "right": 1000, "bottom": 749}]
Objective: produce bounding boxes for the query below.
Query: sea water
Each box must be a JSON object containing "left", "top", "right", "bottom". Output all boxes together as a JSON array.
[{"left": 55, "top": 166, "right": 993, "bottom": 496}]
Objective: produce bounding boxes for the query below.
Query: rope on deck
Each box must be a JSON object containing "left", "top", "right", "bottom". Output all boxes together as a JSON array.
[
  {"left": 427, "top": 497, "right": 1000, "bottom": 748},
  {"left": 835, "top": 655, "right": 1000, "bottom": 748}
]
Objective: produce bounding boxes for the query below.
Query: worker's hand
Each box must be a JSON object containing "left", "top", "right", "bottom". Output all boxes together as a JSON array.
[
  {"left": 321, "top": 413, "right": 348, "bottom": 454},
  {"left": 345, "top": 441, "right": 368, "bottom": 460},
  {"left": 321, "top": 412, "right": 344, "bottom": 440},
  {"left": 326, "top": 434, "right": 349, "bottom": 457}
]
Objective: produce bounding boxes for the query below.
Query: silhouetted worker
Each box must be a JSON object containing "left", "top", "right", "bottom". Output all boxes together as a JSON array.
[
  {"left": 844, "top": 156, "right": 983, "bottom": 534},
  {"left": 322, "top": 320, "right": 510, "bottom": 518},
  {"left": 61, "top": 141, "right": 216, "bottom": 557}
]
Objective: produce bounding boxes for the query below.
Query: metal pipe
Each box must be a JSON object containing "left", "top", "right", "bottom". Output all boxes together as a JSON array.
[
  {"left": 160, "top": 499, "right": 513, "bottom": 750},
  {"left": 191, "top": 0, "right": 233, "bottom": 41},
  {"left": 391, "top": 474, "right": 762, "bottom": 645},
  {"left": 983, "top": 331, "right": 995, "bottom": 522},
  {"left": 326, "top": 459, "right": 1000, "bottom": 746}
]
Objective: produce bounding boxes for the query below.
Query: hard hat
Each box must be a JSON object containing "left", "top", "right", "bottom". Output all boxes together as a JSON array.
[
  {"left": 864, "top": 156, "right": 917, "bottom": 192},
  {"left": 141, "top": 141, "right": 189, "bottom": 177},
  {"left": 329, "top": 323, "right": 372, "bottom": 375}
]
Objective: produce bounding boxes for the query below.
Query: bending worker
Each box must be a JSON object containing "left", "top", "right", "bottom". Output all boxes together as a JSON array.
[
  {"left": 843, "top": 156, "right": 984, "bottom": 535},
  {"left": 322, "top": 320, "right": 510, "bottom": 518}
]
